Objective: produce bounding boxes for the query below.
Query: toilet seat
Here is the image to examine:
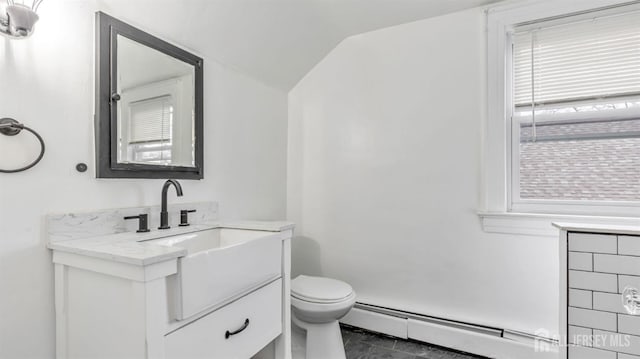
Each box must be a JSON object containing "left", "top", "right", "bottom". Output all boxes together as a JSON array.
[{"left": 291, "top": 275, "right": 354, "bottom": 304}]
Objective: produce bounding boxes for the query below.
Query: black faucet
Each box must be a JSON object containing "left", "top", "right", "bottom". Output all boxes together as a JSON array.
[{"left": 159, "top": 179, "right": 183, "bottom": 230}]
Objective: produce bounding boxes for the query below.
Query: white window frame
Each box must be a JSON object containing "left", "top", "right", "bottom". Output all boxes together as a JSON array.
[
  {"left": 118, "top": 76, "right": 194, "bottom": 167},
  {"left": 485, "top": 0, "right": 640, "bottom": 218}
]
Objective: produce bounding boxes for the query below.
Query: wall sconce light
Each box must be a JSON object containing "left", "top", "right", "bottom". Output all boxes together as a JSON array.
[{"left": 0, "top": 0, "right": 43, "bottom": 39}]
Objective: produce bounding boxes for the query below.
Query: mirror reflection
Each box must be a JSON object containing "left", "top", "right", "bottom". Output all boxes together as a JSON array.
[{"left": 116, "top": 35, "right": 195, "bottom": 168}]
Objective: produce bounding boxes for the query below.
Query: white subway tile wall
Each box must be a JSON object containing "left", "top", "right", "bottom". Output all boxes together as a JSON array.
[
  {"left": 568, "top": 345, "right": 616, "bottom": 359},
  {"left": 569, "top": 270, "right": 617, "bottom": 293},
  {"left": 593, "top": 330, "right": 640, "bottom": 356},
  {"left": 568, "top": 289, "right": 592, "bottom": 309},
  {"left": 620, "top": 315, "right": 640, "bottom": 337},
  {"left": 593, "top": 292, "right": 627, "bottom": 314},
  {"left": 620, "top": 275, "right": 640, "bottom": 292},
  {"left": 568, "top": 233, "right": 617, "bottom": 254},
  {"left": 567, "top": 232, "right": 640, "bottom": 358},
  {"left": 595, "top": 254, "right": 640, "bottom": 276},
  {"left": 620, "top": 236, "right": 640, "bottom": 256},
  {"left": 569, "top": 252, "right": 593, "bottom": 271},
  {"left": 619, "top": 352, "right": 640, "bottom": 359},
  {"left": 568, "top": 307, "right": 617, "bottom": 331},
  {"left": 568, "top": 325, "right": 592, "bottom": 345}
]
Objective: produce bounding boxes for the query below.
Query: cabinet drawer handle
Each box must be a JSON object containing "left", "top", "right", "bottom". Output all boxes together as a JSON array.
[{"left": 225, "top": 318, "right": 250, "bottom": 339}]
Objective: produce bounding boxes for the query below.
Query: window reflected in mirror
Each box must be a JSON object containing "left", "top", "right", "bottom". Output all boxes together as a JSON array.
[{"left": 116, "top": 34, "right": 195, "bottom": 168}]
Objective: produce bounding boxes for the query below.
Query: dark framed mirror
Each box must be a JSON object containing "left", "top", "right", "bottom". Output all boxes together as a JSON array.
[{"left": 95, "top": 12, "right": 204, "bottom": 179}]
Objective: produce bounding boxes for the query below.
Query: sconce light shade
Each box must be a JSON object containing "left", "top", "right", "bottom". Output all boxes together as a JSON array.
[{"left": 0, "top": 1, "right": 43, "bottom": 39}]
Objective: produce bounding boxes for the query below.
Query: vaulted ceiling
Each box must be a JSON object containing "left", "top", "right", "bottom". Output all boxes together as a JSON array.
[{"left": 98, "top": 0, "right": 501, "bottom": 91}]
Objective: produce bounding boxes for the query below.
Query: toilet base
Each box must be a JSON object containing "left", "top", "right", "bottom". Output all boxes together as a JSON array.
[{"left": 292, "top": 315, "right": 346, "bottom": 359}]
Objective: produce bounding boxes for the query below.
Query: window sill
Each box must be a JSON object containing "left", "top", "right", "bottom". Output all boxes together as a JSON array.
[{"left": 478, "top": 211, "right": 640, "bottom": 236}]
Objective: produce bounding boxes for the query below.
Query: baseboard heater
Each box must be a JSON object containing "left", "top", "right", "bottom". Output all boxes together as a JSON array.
[
  {"left": 344, "top": 302, "right": 559, "bottom": 359},
  {"left": 352, "top": 302, "right": 504, "bottom": 338}
]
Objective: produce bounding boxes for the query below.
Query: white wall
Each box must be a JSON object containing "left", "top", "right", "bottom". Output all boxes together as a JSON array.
[
  {"left": 0, "top": 1, "right": 287, "bottom": 357},
  {"left": 288, "top": 7, "right": 559, "bottom": 338}
]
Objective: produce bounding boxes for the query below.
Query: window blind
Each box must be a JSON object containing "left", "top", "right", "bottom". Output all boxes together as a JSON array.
[
  {"left": 510, "top": 7, "right": 640, "bottom": 204},
  {"left": 129, "top": 96, "right": 173, "bottom": 144},
  {"left": 513, "top": 10, "right": 640, "bottom": 107}
]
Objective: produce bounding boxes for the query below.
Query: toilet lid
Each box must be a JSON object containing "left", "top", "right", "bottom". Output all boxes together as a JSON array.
[{"left": 291, "top": 275, "right": 354, "bottom": 303}]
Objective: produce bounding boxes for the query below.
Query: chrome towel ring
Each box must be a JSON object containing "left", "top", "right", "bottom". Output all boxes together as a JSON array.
[{"left": 0, "top": 117, "right": 45, "bottom": 173}]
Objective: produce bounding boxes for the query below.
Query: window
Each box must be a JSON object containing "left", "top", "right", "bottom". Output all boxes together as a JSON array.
[
  {"left": 505, "top": 5, "right": 640, "bottom": 214},
  {"left": 116, "top": 77, "right": 195, "bottom": 168},
  {"left": 127, "top": 95, "right": 174, "bottom": 165},
  {"left": 511, "top": 10, "right": 640, "bottom": 203}
]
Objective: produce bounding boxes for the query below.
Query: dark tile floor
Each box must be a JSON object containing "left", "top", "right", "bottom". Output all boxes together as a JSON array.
[{"left": 341, "top": 324, "right": 489, "bottom": 359}]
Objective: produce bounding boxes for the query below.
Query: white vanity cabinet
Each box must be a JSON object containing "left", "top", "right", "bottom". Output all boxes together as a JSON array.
[
  {"left": 49, "top": 221, "right": 293, "bottom": 359},
  {"left": 556, "top": 223, "right": 640, "bottom": 359}
]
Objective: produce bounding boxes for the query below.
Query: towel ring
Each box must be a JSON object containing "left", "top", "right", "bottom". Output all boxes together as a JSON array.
[{"left": 0, "top": 118, "right": 45, "bottom": 173}]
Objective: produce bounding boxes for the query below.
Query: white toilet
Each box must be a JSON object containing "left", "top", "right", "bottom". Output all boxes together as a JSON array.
[{"left": 291, "top": 275, "right": 356, "bottom": 359}]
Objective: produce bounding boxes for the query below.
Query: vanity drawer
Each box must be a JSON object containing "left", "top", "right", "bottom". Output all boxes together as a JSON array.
[{"left": 165, "top": 279, "right": 282, "bottom": 359}]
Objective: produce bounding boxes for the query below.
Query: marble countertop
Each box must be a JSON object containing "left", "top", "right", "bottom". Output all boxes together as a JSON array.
[
  {"left": 553, "top": 222, "right": 640, "bottom": 236},
  {"left": 48, "top": 221, "right": 295, "bottom": 266},
  {"left": 222, "top": 220, "right": 295, "bottom": 232}
]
